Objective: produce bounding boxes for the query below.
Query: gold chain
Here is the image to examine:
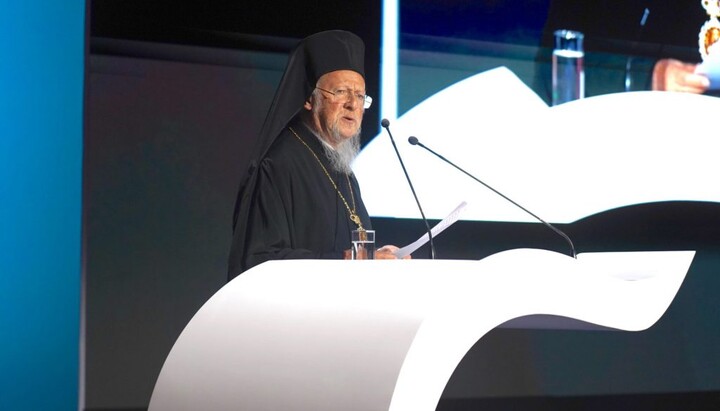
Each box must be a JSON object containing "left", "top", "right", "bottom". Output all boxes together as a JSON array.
[{"left": 289, "top": 127, "right": 364, "bottom": 230}]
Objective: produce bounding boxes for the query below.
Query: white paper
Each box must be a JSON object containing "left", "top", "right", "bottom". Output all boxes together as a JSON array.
[
  {"left": 394, "top": 202, "right": 467, "bottom": 258},
  {"left": 695, "top": 44, "right": 720, "bottom": 90}
]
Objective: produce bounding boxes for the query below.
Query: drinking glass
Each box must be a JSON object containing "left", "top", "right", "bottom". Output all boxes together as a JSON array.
[
  {"left": 351, "top": 229, "right": 375, "bottom": 260},
  {"left": 552, "top": 29, "right": 585, "bottom": 106}
]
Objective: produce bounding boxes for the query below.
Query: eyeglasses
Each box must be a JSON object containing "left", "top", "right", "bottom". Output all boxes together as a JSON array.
[{"left": 315, "top": 87, "right": 373, "bottom": 109}]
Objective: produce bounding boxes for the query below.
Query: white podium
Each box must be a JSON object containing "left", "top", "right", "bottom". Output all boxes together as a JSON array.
[{"left": 148, "top": 249, "right": 695, "bottom": 411}]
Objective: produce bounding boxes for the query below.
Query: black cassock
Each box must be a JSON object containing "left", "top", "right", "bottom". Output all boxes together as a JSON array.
[{"left": 228, "top": 122, "right": 372, "bottom": 278}]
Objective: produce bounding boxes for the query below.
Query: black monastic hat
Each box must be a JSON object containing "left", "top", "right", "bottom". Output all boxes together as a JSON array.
[{"left": 252, "top": 30, "right": 365, "bottom": 162}]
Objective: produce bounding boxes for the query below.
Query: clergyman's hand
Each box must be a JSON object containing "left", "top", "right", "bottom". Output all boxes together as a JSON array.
[
  {"left": 376, "top": 245, "right": 411, "bottom": 260},
  {"left": 652, "top": 58, "right": 710, "bottom": 93},
  {"left": 343, "top": 245, "right": 412, "bottom": 259}
]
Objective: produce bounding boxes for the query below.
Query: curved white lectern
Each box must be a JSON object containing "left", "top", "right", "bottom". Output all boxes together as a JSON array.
[{"left": 149, "top": 249, "right": 695, "bottom": 411}]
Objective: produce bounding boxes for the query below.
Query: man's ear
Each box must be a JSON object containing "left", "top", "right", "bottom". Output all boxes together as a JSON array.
[{"left": 303, "top": 95, "right": 313, "bottom": 111}]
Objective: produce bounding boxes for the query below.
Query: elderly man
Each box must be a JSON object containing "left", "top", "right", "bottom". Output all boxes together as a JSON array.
[{"left": 227, "top": 30, "right": 403, "bottom": 280}]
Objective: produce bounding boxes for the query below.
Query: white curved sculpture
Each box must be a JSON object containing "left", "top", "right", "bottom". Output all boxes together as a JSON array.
[{"left": 149, "top": 249, "right": 694, "bottom": 411}]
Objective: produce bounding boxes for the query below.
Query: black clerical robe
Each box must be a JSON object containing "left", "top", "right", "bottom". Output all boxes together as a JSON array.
[{"left": 230, "top": 123, "right": 371, "bottom": 276}]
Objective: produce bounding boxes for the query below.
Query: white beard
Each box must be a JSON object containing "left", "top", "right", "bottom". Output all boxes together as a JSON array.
[
  {"left": 320, "top": 130, "right": 361, "bottom": 175},
  {"left": 307, "top": 90, "right": 362, "bottom": 174}
]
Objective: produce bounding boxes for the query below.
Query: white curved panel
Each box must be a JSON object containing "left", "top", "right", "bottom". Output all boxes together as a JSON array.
[
  {"left": 354, "top": 66, "right": 720, "bottom": 223},
  {"left": 149, "top": 249, "right": 694, "bottom": 411}
]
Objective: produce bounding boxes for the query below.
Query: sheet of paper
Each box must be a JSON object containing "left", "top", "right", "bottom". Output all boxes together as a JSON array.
[
  {"left": 695, "top": 46, "right": 720, "bottom": 89},
  {"left": 394, "top": 201, "right": 467, "bottom": 259}
]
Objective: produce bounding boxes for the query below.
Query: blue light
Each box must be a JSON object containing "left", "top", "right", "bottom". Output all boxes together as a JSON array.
[{"left": 0, "top": 1, "right": 85, "bottom": 410}]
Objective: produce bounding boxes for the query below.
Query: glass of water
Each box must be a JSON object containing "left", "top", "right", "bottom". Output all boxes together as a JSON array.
[
  {"left": 552, "top": 29, "right": 585, "bottom": 106},
  {"left": 351, "top": 229, "right": 375, "bottom": 260}
]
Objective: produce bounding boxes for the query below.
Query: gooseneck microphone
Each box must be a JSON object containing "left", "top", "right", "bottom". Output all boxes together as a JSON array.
[
  {"left": 625, "top": 7, "right": 651, "bottom": 91},
  {"left": 381, "top": 119, "right": 435, "bottom": 259},
  {"left": 408, "top": 136, "right": 576, "bottom": 259}
]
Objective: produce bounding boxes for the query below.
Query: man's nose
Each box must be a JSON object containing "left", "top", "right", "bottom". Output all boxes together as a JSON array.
[{"left": 344, "top": 95, "right": 359, "bottom": 109}]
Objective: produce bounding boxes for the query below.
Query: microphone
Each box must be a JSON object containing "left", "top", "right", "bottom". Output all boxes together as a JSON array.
[
  {"left": 381, "top": 119, "right": 435, "bottom": 259},
  {"left": 625, "top": 7, "right": 651, "bottom": 91},
  {"left": 408, "top": 136, "right": 576, "bottom": 259}
]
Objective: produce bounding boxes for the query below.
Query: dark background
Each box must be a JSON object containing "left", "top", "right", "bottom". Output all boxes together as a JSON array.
[{"left": 86, "top": 1, "right": 720, "bottom": 410}]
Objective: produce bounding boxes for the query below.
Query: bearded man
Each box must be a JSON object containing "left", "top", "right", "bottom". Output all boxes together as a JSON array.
[{"left": 227, "top": 30, "right": 403, "bottom": 280}]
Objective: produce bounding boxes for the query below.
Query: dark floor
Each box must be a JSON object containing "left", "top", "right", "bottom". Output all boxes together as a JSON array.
[
  {"left": 87, "top": 390, "right": 720, "bottom": 411},
  {"left": 437, "top": 391, "right": 720, "bottom": 411}
]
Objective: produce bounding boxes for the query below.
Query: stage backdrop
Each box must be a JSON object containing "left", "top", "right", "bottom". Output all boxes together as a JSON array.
[
  {"left": 84, "top": 41, "right": 720, "bottom": 411},
  {"left": 84, "top": 0, "right": 719, "bottom": 409}
]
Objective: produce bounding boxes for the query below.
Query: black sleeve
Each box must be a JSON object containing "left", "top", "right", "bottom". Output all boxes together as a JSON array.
[{"left": 243, "top": 157, "right": 344, "bottom": 272}]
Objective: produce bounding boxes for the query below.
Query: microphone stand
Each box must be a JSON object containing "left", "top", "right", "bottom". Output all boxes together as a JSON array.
[
  {"left": 625, "top": 7, "right": 651, "bottom": 91},
  {"left": 408, "top": 136, "right": 576, "bottom": 259},
  {"left": 382, "top": 120, "right": 436, "bottom": 259}
]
